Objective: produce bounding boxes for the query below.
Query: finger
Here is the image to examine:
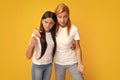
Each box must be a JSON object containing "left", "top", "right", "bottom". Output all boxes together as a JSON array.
[
  {"left": 33, "top": 30, "right": 41, "bottom": 38},
  {"left": 39, "top": 30, "right": 42, "bottom": 33},
  {"left": 37, "top": 33, "right": 41, "bottom": 38},
  {"left": 78, "top": 70, "right": 84, "bottom": 75},
  {"left": 78, "top": 67, "right": 85, "bottom": 75}
]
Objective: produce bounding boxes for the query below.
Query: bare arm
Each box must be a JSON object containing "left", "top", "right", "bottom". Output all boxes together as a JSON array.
[
  {"left": 75, "top": 40, "right": 85, "bottom": 74},
  {"left": 26, "top": 36, "right": 37, "bottom": 59}
]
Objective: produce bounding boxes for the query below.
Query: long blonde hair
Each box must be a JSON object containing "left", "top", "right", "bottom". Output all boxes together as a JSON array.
[{"left": 55, "top": 3, "right": 71, "bottom": 36}]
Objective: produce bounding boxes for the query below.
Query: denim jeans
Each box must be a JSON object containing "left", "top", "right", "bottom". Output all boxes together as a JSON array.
[
  {"left": 32, "top": 63, "right": 52, "bottom": 80},
  {"left": 55, "top": 63, "right": 84, "bottom": 80}
]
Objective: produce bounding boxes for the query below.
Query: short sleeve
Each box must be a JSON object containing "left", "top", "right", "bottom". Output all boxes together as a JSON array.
[{"left": 74, "top": 28, "right": 80, "bottom": 40}]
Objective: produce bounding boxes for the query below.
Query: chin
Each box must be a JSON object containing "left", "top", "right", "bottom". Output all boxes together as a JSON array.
[
  {"left": 60, "top": 24, "right": 66, "bottom": 27},
  {"left": 45, "top": 29, "right": 50, "bottom": 32}
]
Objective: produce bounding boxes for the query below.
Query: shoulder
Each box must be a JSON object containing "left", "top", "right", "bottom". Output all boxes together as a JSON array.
[{"left": 71, "top": 24, "right": 79, "bottom": 31}]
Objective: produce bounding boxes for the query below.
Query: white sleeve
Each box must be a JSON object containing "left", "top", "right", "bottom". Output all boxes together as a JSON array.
[{"left": 74, "top": 28, "right": 80, "bottom": 40}]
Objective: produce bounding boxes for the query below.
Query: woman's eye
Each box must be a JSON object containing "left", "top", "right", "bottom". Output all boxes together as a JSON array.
[
  {"left": 45, "top": 21, "right": 48, "bottom": 23},
  {"left": 64, "top": 15, "right": 67, "bottom": 18},
  {"left": 58, "top": 16, "right": 62, "bottom": 18},
  {"left": 50, "top": 23, "right": 54, "bottom": 25}
]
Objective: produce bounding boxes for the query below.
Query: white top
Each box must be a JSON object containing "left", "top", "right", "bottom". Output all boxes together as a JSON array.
[
  {"left": 54, "top": 24, "right": 80, "bottom": 65},
  {"left": 31, "top": 32, "right": 54, "bottom": 65}
]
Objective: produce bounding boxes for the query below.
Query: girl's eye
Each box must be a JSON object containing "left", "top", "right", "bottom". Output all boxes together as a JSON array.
[
  {"left": 50, "top": 22, "right": 54, "bottom": 25},
  {"left": 45, "top": 21, "right": 48, "bottom": 23},
  {"left": 58, "top": 16, "right": 62, "bottom": 18},
  {"left": 64, "top": 15, "right": 68, "bottom": 18}
]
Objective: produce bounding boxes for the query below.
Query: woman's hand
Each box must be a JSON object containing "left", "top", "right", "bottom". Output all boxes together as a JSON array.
[
  {"left": 33, "top": 28, "right": 41, "bottom": 38},
  {"left": 70, "top": 40, "right": 76, "bottom": 50},
  {"left": 78, "top": 64, "right": 85, "bottom": 75}
]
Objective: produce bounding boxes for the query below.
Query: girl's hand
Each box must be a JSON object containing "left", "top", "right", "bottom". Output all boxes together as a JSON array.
[
  {"left": 78, "top": 64, "right": 85, "bottom": 75},
  {"left": 70, "top": 40, "right": 76, "bottom": 50},
  {"left": 70, "top": 43, "right": 76, "bottom": 50},
  {"left": 33, "top": 28, "right": 41, "bottom": 38}
]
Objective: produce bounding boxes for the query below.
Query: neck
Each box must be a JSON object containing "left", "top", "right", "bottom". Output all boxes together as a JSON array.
[{"left": 60, "top": 25, "right": 67, "bottom": 28}]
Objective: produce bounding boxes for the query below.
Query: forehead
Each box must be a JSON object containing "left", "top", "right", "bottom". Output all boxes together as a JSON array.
[
  {"left": 57, "top": 11, "right": 68, "bottom": 16},
  {"left": 43, "top": 18, "right": 54, "bottom": 22}
]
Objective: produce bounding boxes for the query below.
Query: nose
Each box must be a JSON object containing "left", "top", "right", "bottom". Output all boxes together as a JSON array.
[
  {"left": 61, "top": 17, "right": 65, "bottom": 23},
  {"left": 61, "top": 18, "right": 64, "bottom": 22}
]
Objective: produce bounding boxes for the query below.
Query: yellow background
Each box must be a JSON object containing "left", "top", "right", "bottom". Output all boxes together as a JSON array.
[{"left": 0, "top": 0, "right": 120, "bottom": 80}]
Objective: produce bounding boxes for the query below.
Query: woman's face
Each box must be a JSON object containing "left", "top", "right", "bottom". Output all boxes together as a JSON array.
[
  {"left": 57, "top": 11, "right": 69, "bottom": 27},
  {"left": 42, "top": 18, "right": 55, "bottom": 32}
]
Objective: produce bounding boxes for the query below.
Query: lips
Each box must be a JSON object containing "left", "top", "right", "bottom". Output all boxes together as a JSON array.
[{"left": 61, "top": 21, "right": 65, "bottom": 24}]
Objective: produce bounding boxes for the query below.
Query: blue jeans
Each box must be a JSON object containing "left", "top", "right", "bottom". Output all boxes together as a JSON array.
[
  {"left": 32, "top": 63, "right": 52, "bottom": 80},
  {"left": 55, "top": 63, "right": 84, "bottom": 80}
]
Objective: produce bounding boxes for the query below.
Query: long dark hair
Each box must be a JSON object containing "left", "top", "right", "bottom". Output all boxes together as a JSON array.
[{"left": 39, "top": 11, "right": 57, "bottom": 59}]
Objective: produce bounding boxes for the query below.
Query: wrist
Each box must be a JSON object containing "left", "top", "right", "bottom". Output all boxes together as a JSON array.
[
  {"left": 78, "top": 61, "right": 82, "bottom": 64},
  {"left": 78, "top": 63, "right": 83, "bottom": 66},
  {"left": 29, "top": 43, "right": 35, "bottom": 48}
]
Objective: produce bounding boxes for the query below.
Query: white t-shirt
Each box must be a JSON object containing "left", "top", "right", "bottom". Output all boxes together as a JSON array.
[
  {"left": 31, "top": 32, "right": 54, "bottom": 65},
  {"left": 54, "top": 24, "right": 80, "bottom": 65}
]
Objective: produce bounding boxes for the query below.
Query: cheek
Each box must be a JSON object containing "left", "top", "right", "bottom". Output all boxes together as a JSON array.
[
  {"left": 57, "top": 19, "right": 62, "bottom": 24},
  {"left": 43, "top": 24, "right": 46, "bottom": 29},
  {"left": 57, "top": 18, "right": 61, "bottom": 22},
  {"left": 50, "top": 25, "right": 54, "bottom": 29},
  {"left": 65, "top": 18, "right": 69, "bottom": 22},
  {"left": 42, "top": 22, "right": 45, "bottom": 27}
]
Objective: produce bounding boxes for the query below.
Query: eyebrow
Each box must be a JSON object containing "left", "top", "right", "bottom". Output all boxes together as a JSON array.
[{"left": 44, "top": 20, "right": 54, "bottom": 24}]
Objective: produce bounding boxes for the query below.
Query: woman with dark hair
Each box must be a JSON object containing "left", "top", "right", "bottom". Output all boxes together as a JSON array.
[{"left": 26, "top": 11, "right": 57, "bottom": 80}]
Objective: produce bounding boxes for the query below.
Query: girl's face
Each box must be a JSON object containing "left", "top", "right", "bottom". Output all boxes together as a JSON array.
[
  {"left": 57, "top": 11, "right": 69, "bottom": 27},
  {"left": 42, "top": 18, "right": 55, "bottom": 32}
]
